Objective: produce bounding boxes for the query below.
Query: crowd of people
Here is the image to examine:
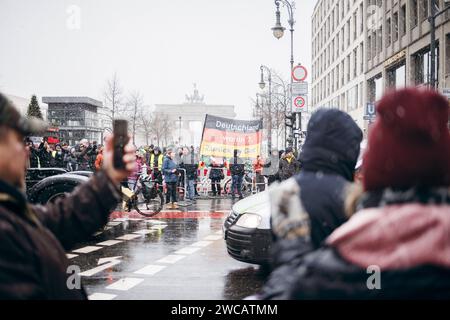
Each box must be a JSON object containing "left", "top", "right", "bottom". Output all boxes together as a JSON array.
[
  {"left": 1, "top": 87, "right": 449, "bottom": 299},
  {"left": 26, "top": 134, "right": 305, "bottom": 208}
]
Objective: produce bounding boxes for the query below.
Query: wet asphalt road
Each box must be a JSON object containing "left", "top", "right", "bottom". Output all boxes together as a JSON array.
[{"left": 67, "top": 198, "right": 266, "bottom": 300}]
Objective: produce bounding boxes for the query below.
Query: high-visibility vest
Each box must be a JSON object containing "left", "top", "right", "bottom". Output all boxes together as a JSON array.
[{"left": 150, "top": 154, "right": 164, "bottom": 171}]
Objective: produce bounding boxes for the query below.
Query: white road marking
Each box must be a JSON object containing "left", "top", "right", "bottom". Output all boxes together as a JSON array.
[
  {"left": 89, "top": 293, "right": 117, "bottom": 300},
  {"left": 191, "top": 241, "right": 213, "bottom": 248},
  {"left": 145, "top": 220, "right": 167, "bottom": 225},
  {"left": 113, "top": 218, "right": 128, "bottom": 222},
  {"left": 134, "top": 264, "right": 166, "bottom": 275},
  {"left": 156, "top": 255, "right": 186, "bottom": 264},
  {"left": 215, "top": 230, "right": 223, "bottom": 235},
  {"left": 72, "top": 246, "right": 103, "bottom": 254},
  {"left": 150, "top": 225, "right": 167, "bottom": 230},
  {"left": 204, "top": 235, "right": 222, "bottom": 241},
  {"left": 175, "top": 247, "right": 201, "bottom": 255},
  {"left": 116, "top": 234, "right": 142, "bottom": 240},
  {"left": 80, "top": 260, "right": 122, "bottom": 277},
  {"left": 133, "top": 229, "right": 157, "bottom": 235},
  {"left": 97, "top": 240, "right": 123, "bottom": 246},
  {"left": 66, "top": 254, "right": 78, "bottom": 259},
  {"left": 127, "top": 218, "right": 143, "bottom": 221},
  {"left": 106, "top": 277, "right": 144, "bottom": 291},
  {"left": 107, "top": 221, "right": 122, "bottom": 226}
]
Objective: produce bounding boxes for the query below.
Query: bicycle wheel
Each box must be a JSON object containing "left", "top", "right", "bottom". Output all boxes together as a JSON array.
[
  {"left": 223, "top": 179, "right": 231, "bottom": 195},
  {"left": 135, "top": 191, "right": 165, "bottom": 217}
]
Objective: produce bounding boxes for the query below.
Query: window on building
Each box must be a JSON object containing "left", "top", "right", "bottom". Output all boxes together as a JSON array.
[
  {"left": 354, "top": 48, "right": 358, "bottom": 78},
  {"left": 353, "top": 12, "right": 357, "bottom": 40},
  {"left": 420, "top": 0, "right": 429, "bottom": 22},
  {"left": 387, "top": 63, "right": 406, "bottom": 88},
  {"left": 393, "top": 12, "right": 399, "bottom": 42},
  {"left": 347, "top": 20, "right": 351, "bottom": 46},
  {"left": 414, "top": 46, "right": 439, "bottom": 85},
  {"left": 377, "top": 27, "right": 383, "bottom": 54},
  {"left": 346, "top": 55, "right": 351, "bottom": 82},
  {"left": 386, "top": 17, "right": 392, "bottom": 47},
  {"left": 446, "top": 34, "right": 450, "bottom": 77},
  {"left": 412, "top": 0, "right": 418, "bottom": 27},
  {"left": 360, "top": 2, "right": 364, "bottom": 34},
  {"left": 400, "top": 5, "right": 406, "bottom": 37},
  {"left": 360, "top": 42, "right": 364, "bottom": 74}
]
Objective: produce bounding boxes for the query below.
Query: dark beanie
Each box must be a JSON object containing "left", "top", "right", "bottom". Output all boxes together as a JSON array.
[{"left": 362, "top": 88, "right": 450, "bottom": 191}]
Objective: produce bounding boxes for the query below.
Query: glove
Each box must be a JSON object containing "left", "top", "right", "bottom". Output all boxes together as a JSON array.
[{"left": 269, "top": 178, "right": 311, "bottom": 241}]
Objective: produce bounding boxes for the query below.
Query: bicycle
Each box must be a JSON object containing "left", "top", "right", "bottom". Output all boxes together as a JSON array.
[{"left": 121, "top": 172, "right": 165, "bottom": 217}]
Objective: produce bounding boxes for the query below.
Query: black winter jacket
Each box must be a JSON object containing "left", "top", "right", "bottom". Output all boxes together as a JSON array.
[
  {"left": 259, "top": 109, "right": 363, "bottom": 299},
  {"left": 0, "top": 171, "right": 121, "bottom": 299}
]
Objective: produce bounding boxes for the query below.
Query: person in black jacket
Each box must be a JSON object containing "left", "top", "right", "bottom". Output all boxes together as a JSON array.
[
  {"left": 209, "top": 157, "right": 224, "bottom": 197},
  {"left": 260, "top": 88, "right": 450, "bottom": 300},
  {"left": 229, "top": 149, "right": 245, "bottom": 200},
  {"left": 256, "top": 108, "right": 362, "bottom": 299},
  {"left": 179, "top": 147, "right": 198, "bottom": 201},
  {"left": 0, "top": 93, "right": 136, "bottom": 299}
]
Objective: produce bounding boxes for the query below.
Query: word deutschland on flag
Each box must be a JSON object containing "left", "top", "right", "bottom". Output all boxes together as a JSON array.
[{"left": 200, "top": 115, "right": 263, "bottom": 159}]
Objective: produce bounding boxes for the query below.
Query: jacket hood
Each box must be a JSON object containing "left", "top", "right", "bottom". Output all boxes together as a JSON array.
[
  {"left": 299, "top": 109, "right": 362, "bottom": 181},
  {"left": 327, "top": 188, "right": 450, "bottom": 270}
]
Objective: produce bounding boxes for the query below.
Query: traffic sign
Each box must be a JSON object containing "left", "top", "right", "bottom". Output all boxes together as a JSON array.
[
  {"left": 292, "top": 95, "right": 307, "bottom": 112},
  {"left": 292, "top": 65, "right": 308, "bottom": 82},
  {"left": 365, "top": 103, "right": 376, "bottom": 117},
  {"left": 292, "top": 82, "right": 308, "bottom": 95}
]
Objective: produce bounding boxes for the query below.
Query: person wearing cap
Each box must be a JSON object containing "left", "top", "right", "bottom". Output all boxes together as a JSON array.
[
  {"left": 0, "top": 93, "right": 136, "bottom": 299},
  {"left": 260, "top": 88, "right": 450, "bottom": 299},
  {"left": 279, "top": 147, "right": 300, "bottom": 181}
]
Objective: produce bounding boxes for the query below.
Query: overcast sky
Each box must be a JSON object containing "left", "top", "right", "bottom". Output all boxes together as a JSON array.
[{"left": 0, "top": 0, "right": 316, "bottom": 118}]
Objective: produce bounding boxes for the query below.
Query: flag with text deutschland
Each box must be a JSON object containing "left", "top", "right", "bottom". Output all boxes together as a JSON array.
[{"left": 200, "top": 115, "right": 263, "bottom": 159}]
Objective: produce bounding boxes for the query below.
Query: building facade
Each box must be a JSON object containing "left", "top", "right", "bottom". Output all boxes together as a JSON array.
[
  {"left": 366, "top": 0, "right": 450, "bottom": 103},
  {"left": 153, "top": 85, "right": 236, "bottom": 147},
  {"left": 312, "top": 0, "right": 367, "bottom": 130},
  {"left": 312, "top": 0, "right": 449, "bottom": 134},
  {"left": 42, "top": 96, "right": 103, "bottom": 146}
]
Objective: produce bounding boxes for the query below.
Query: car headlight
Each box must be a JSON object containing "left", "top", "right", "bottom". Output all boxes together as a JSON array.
[{"left": 235, "top": 213, "right": 262, "bottom": 228}]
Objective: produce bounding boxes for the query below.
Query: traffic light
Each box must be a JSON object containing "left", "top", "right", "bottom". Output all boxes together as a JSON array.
[{"left": 285, "top": 114, "right": 295, "bottom": 128}]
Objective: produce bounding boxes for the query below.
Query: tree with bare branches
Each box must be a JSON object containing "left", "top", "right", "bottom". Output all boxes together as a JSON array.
[
  {"left": 127, "top": 90, "right": 144, "bottom": 146},
  {"left": 103, "top": 73, "right": 126, "bottom": 121}
]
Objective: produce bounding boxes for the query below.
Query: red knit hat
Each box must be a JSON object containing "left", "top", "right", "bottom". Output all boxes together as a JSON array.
[{"left": 363, "top": 87, "right": 450, "bottom": 191}]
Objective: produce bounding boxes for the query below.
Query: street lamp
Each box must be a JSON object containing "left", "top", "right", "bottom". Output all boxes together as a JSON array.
[
  {"left": 272, "top": 0, "right": 296, "bottom": 151},
  {"left": 272, "top": 2, "right": 285, "bottom": 39}
]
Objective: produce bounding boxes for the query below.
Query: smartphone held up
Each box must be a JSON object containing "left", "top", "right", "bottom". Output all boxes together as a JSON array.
[{"left": 113, "top": 119, "right": 129, "bottom": 170}]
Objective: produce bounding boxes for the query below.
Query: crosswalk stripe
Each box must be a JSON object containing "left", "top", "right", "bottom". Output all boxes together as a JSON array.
[
  {"left": 72, "top": 246, "right": 103, "bottom": 254},
  {"left": 106, "top": 277, "right": 144, "bottom": 291},
  {"left": 89, "top": 293, "right": 117, "bottom": 300},
  {"left": 191, "top": 241, "right": 213, "bottom": 248},
  {"left": 97, "top": 240, "right": 123, "bottom": 246},
  {"left": 204, "top": 235, "right": 223, "bottom": 241},
  {"left": 116, "top": 234, "right": 142, "bottom": 240},
  {"left": 134, "top": 264, "right": 166, "bottom": 275},
  {"left": 156, "top": 255, "right": 186, "bottom": 264},
  {"left": 174, "top": 247, "right": 201, "bottom": 255}
]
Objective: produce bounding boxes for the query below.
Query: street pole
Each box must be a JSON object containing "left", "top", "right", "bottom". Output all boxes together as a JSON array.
[
  {"left": 273, "top": 0, "right": 296, "bottom": 151},
  {"left": 259, "top": 65, "right": 273, "bottom": 156},
  {"left": 178, "top": 116, "right": 181, "bottom": 146}
]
